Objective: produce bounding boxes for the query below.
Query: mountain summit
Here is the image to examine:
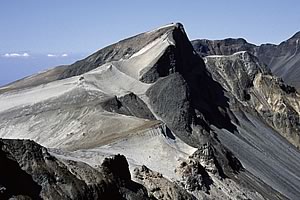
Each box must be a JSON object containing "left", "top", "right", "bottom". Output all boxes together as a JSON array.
[
  {"left": 291, "top": 31, "right": 300, "bottom": 39},
  {"left": 0, "top": 23, "right": 300, "bottom": 199}
]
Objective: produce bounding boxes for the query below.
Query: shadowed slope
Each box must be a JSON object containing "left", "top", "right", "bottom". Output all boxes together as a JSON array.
[{"left": 192, "top": 31, "right": 300, "bottom": 90}]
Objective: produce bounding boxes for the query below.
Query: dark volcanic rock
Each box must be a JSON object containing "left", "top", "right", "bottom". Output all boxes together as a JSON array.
[
  {"left": 101, "top": 92, "right": 156, "bottom": 120},
  {"left": 0, "top": 139, "right": 150, "bottom": 200},
  {"left": 141, "top": 23, "right": 205, "bottom": 84},
  {"left": 146, "top": 24, "right": 238, "bottom": 146},
  {"left": 0, "top": 143, "right": 42, "bottom": 200},
  {"left": 101, "top": 154, "right": 131, "bottom": 183},
  {"left": 140, "top": 45, "right": 177, "bottom": 83},
  {"left": 134, "top": 165, "right": 197, "bottom": 200},
  {"left": 146, "top": 73, "right": 192, "bottom": 136}
]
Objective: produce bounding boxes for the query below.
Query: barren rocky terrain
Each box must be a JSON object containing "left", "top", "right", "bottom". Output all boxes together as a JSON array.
[{"left": 1, "top": 23, "right": 300, "bottom": 199}]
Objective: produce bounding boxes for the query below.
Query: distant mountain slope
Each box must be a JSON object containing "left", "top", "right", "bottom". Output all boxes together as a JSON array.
[
  {"left": 204, "top": 51, "right": 300, "bottom": 148},
  {"left": 0, "top": 23, "right": 300, "bottom": 199},
  {"left": 192, "top": 32, "right": 300, "bottom": 90}
]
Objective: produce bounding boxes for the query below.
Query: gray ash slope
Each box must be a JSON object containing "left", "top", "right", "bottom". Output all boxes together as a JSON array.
[
  {"left": 192, "top": 32, "right": 300, "bottom": 90},
  {"left": 0, "top": 25, "right": 177, "bottom": 94},
  {"left": 0, "top": 23, "right": 299, "bottom": 199}
]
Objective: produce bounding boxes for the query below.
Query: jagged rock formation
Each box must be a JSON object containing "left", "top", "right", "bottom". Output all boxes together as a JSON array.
[
  {"left": 0, "top": 139, "right": 150, "bottom": 200},
  {"left": 0, "top": 23, "right": 300, "bottom": 199},
  {"left": 204, "top": 51, "right": 300, "bottom": 148},
  {"left": 192, "top": 38, "right": 256, "bottom": 58},
  {"left": 203, "top": 52, "right": 270, "bottom": 101},
  {"left": 192, "top": 31, "right": 300, "bottom": 90},
  {"left": 134, "top": 165, "right": 197, "bottom": 200},
  {"left": 101, "top": 92, "right": 156, "bottom": 120}
]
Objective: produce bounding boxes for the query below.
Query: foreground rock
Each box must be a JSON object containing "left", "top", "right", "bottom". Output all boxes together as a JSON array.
[{"left": 0, "top": 139, "right": 150, "bottom": 200}]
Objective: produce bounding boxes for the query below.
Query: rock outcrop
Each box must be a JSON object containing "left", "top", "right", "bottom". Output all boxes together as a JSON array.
[
  {"left": 134, "top": 165, "right": 197, "bottom": 200},
  {"left": 0, "top": 139, "right": 150, "bottom": 200}
]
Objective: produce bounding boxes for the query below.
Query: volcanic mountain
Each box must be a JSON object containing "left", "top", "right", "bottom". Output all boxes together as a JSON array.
[
  {"left": 0, "top": 23, "right": 300, "bottom": 199},
  {"left": 192, "top": 32, "right": 300, "bottom": 91}
]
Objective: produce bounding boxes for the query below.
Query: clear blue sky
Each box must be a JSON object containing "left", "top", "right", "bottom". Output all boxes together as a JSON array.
[{"left": 0, "top": 0, "right": 300, "bottom": 85}]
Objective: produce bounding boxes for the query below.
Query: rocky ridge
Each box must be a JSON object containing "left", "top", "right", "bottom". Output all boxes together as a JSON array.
[{"left": 192, "top": 32, "right": 300, "bottom": 90}]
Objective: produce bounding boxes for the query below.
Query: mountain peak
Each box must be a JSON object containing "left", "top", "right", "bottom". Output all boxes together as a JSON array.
[
  {"left": 1, "top": 23, "right": 300, "bottom": 200},
  {"left": 1, "top": 23, "right": 189, "bottom": 93},
  {"left": 149, "top": 22, "right": 185, "bottom": 36},
  {"left": 173, "top": 22, "right": 184, "bottom": 30},
  {"left": 291, "top": 31, "right": 300, "bottom": 39},
  {"left": 156, "top": 22, "right": 183, "bottom": 29}
]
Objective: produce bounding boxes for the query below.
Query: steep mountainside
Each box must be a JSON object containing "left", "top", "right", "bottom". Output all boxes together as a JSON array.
[
  {"left": 204, "top": 52, "right": 300, "bottom": 148},
  {"left": 0, "top": 23, "right": 300, "bottom": 199},
  {"left": 192, "top": 32, "right": 300, "bottom": 90}
]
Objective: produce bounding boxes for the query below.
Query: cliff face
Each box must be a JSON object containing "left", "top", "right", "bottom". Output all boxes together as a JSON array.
[
  {"left": 192, "top": 32, "right": 300, "bottom": 90},
  {"left": 204, "top": 51, "right": 300, "bottom": 148},
  {"left": 0, "top": 23, "right": 300, "bottom": 199}
]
